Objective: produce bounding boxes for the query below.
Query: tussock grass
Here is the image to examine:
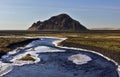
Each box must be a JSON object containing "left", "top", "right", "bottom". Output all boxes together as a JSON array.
[{"left": 0, "top": 38, "right": 27, "bottom": 53}]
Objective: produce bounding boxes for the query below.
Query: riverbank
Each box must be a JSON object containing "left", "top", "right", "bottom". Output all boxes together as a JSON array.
[
  {"left": 54, "top": 38, "right": 120, "bottom": 76},
  {"left": 59, "top": 35, "right": 120, "bottom": 65}
]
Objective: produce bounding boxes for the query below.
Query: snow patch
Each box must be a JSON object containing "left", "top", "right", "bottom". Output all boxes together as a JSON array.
[
  {"left": 0, "top": 62, "right": 12, "bottom": 76},
  {"left": 118, "top": 66, "right": 120, "bottom": 76},
  {"left": 52, "top": 38, "right": 67, "bottom": 46},
  {"left": 68, "top": 54, "right": 92, "bottom": 65},
  {"left": 8, "top": 47, "right": 24, "bottom": 55}
]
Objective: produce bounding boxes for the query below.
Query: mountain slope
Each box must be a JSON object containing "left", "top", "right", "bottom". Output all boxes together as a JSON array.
[{"left": 28, "top": 14, "right": 88, "bottom": 31}]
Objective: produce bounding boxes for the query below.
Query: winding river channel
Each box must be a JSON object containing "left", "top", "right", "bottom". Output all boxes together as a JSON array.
[{"left": 0, "top": 37, "right": 119, "bottom": 77}]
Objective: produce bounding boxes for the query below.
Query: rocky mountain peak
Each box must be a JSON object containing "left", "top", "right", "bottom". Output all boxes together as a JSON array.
[{"left": 28, "top": 13, "right": 88, "bottom": 31}]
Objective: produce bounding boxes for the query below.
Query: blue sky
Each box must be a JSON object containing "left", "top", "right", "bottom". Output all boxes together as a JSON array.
[{"left": 0, "top": 0, "right": 120, "bottom": 30}]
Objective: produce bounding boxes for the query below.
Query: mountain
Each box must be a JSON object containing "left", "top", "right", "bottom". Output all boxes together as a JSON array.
[{"left": 28, "top": 14, "right": 88, "bottom": 31}]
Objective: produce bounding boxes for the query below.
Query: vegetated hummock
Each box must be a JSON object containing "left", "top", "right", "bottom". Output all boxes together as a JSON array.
[
  {"left": 28, "top": 13, "right": 87, "bottom": 31},
  {"left": 19, "top": 54, "right": 35, "bottom": 61}
]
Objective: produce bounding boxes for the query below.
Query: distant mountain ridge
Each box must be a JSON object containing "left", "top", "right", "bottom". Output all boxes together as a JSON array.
[
  {"left": 28, "top": 14, "right": 88, "bottom": 31},
  {"left": 91, "top": 28, "right": 120, "bottom": 30}
]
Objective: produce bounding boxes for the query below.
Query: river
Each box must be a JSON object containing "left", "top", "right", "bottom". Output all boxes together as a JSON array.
[{"left": 0, "top": 37, "right": 119, "bottom": 77}]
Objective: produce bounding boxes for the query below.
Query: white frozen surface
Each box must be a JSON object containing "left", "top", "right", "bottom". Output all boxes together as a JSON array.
[
  {"left": 31, "top": 46, "right": 65, "bottom": 53},
  {"left": 25, "top": 39, "right": 41, "bottom": 47},
  {"left": 8, "top": 47, "right": 24, "bottom": 55},
  {"left": 0, "top": 62, "right": 12, "bottom": 77},
  {"left": 1, "top": 37, "right": 65, "bottom": 66},
  {"left": 10, "top": 46, "right": 65, "bottom": 66},
  {"left": 68, "top": 54, "right": 92, "bottom": 65},
  {"left": 118, "top": 66, "right": 120, "bottom": 76}
]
